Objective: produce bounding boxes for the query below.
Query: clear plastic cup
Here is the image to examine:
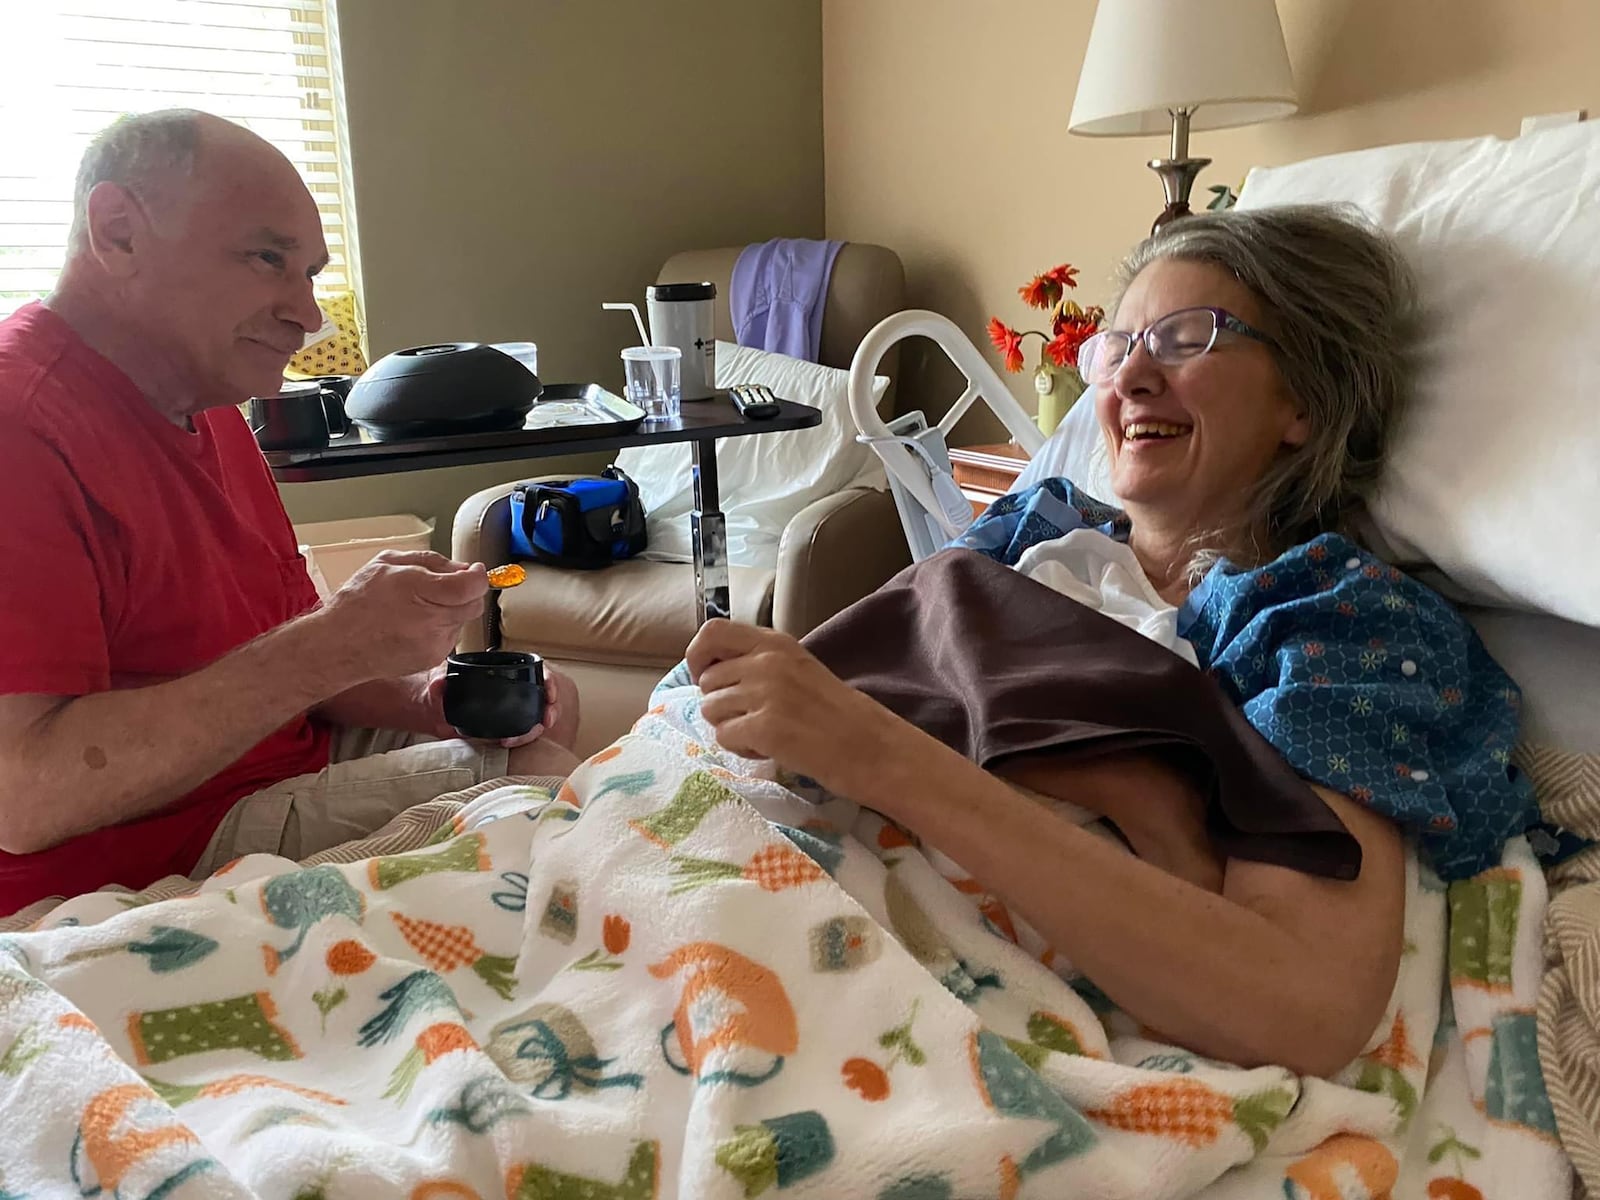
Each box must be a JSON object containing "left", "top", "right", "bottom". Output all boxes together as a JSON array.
[
  {"left": 621, "top": 345, "right": 682, "bottom": 420},
  {"left": 491, "top": 341, "right": 538, "bottom": 377}
]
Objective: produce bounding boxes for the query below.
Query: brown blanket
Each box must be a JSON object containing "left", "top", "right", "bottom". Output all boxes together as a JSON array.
[{"left": 801, "top": 549, "right": 1360, "bottom": 880}]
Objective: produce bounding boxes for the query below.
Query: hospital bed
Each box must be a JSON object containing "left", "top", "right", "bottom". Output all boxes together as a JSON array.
[{"left": 845, "top": 119, "right": 1600, "bottom": 1198}]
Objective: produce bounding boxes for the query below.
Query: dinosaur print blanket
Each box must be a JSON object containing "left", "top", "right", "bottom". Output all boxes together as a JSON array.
[{"left": 0, "top": 685, "right": 1574, "bottom": 1199}]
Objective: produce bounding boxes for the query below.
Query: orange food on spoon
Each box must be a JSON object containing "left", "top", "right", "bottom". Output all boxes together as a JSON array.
[{"left": 486, "top": 563, "right": 527, "bottom": 589}]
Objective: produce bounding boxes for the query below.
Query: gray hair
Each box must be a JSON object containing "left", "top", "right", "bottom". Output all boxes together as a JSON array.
[
  {"left": 69, "top": 109, "right": 205, "bottom": 249},
  {"left": 1113, "top": 204, "right": 1418, "bottom": 573}
]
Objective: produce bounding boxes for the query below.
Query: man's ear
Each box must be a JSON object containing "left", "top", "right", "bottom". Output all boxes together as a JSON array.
[{"left": 81, "top": 182, "right": 147, "bottom": 278}]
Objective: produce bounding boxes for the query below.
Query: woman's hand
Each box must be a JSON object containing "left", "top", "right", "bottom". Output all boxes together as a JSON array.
[{"left": 687, "top": 620, "right": 919, "bottom": 797}]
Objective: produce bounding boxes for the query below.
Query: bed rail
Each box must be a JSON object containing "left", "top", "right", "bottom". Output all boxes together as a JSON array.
[{"left": 847, "top": 309, "right": 1044, "bottom": 538}]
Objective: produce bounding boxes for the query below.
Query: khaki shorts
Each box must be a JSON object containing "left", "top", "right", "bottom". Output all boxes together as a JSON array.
[
  {"left": 1, "top": 763, "right": 566, "bottom": 934},
  {"left": 188, "top": 727, "right": 510, "bottom": 879}
]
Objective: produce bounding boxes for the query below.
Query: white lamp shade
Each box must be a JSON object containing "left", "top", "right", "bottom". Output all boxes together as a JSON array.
[{"left": 1069, "top": 0, "right": 1298, "bottom": 137}]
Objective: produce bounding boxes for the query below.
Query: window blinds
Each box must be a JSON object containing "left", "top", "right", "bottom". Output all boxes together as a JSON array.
[{"left": 0, "top": 0, "right": 357, "bottom": 315}]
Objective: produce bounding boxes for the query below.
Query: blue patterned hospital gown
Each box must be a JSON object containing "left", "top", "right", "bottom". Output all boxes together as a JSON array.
[{"left": 951, "top": 478, "right": 1539, "bottom": 880}]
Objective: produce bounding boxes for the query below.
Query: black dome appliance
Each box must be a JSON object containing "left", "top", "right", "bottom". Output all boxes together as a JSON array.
[{"left": 346, "top": 342, "right": 540, "bottom": 440}]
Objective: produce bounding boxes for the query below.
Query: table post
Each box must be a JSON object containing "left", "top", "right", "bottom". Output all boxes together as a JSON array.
[{"left": 691, "top": 437, "right": 731, "bottom": 624}]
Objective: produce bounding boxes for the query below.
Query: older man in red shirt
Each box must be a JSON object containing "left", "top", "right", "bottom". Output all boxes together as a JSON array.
[{"left": 0, "top": 110, "right": 577, "bottom": 918}]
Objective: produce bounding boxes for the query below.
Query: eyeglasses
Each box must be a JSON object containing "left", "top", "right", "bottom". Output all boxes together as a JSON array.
[{"left": 1075, "top": 306, "right": 1280, "bottom": 385}]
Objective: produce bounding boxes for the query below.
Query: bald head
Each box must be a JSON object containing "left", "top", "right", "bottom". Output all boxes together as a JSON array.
[
  {"left": 70, "top": 109, "right": 196, "bottom": 251},
  {"left": 54, "top": 109, "right": 329, "bottom": 411},
  {"left": 69, "top": 110, "right": 303, "bottom": 251}
]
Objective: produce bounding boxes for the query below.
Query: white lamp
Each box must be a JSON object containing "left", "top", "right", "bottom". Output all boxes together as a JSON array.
[{"left": 1069, "top": 0, "right": 1298, "bottom": 230}]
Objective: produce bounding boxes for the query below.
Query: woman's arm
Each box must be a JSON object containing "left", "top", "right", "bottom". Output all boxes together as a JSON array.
[
  {"left": 689, "top": 620, "right": 1405, "bottom": 1078},
  {"left": 995, "top": 750, "right": 1227, "bottom": 893},
  {"left": 877, "top": 748, "right": 1403, "bottom": 1075}
]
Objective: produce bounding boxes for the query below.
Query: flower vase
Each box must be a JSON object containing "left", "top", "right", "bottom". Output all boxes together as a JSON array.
[{"left": 1033, "top": 359, "right": 1086, "bottom": 437}]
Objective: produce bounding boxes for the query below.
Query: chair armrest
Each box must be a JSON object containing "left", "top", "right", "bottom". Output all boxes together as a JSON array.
[
  {"left": 453, "top": 473, "right": 619, "bottom": 650},
  {"left": 453, "top": 481, "right": 519, "bottom": 568},
  {"left": 452, "top": 480, "right": 522, "bottom": 652},
  {"left": 772, "top": 487, "right": 911, "bottom": 638}
]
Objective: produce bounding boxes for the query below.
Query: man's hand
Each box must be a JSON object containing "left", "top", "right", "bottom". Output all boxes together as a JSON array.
[
  {"left": 0, "top": 556, "right": 485, "bottom": 855},
  {"left": 420, "top": 664, "right": 564, "bottom": 748},
  {"left": 316, "top": 550, "right": 489, "bottom": 684},
  {"left": 687, "top": 620, "right": 916, "bottom": 797}
]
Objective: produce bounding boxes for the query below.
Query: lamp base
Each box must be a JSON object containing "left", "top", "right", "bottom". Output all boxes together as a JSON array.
[
  {"left": 1147, "top": 155, "right": 1211, "bottom": 235},
  {"left": 1151, "top": 200, "right": 1193, "bottom": 231}
]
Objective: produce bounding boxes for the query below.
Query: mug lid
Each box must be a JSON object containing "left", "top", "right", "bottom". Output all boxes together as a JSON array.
[
  {"left": 272, "top": 379, "right": 323, "bottom": 398},
  {"left": 448, "top": 650, "right": 543, "bottom": 667},
  {"left": 621, "top": 345, "right": 681, "bottom": 361},
  {"left": 647, "top": 281, "right": 716, "bottom": 302}
]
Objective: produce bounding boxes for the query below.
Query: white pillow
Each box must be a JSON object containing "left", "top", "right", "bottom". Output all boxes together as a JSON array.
[
  {"left": 1464, "top": 607, "right": 1600, "bottom": 754},
  {"left": 615, "top": 342, "right": 889, "bottom": 570},
  {"left": 1011, "top": 388, "right": 1116, "bottom": 501},
  {"left": 1237, "top": 122, "right": 1600, "bottom": 626}
]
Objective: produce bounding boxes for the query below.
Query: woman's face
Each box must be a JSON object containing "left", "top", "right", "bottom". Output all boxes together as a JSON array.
[{"left": 1096, "top": 259, "right": 1308, "bottom": 532}]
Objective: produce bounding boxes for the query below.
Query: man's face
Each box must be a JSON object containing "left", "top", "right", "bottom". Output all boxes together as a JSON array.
[{"left": 125, "top": 138, "right": 329, "bottom": 404}]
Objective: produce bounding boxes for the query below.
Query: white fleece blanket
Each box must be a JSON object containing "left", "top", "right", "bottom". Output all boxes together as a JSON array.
[{"left": 0, "top": 690, "right": 1571, "bottom": 1199}]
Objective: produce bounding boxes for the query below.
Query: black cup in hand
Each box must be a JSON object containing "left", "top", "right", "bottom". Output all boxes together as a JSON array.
[{"left": 443, "top": 651, "right": 546, "bottom": 740}]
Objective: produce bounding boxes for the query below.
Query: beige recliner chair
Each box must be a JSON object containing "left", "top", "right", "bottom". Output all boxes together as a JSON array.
[{"left": 453, "top": 244, "right": 912, "bottom": 755}]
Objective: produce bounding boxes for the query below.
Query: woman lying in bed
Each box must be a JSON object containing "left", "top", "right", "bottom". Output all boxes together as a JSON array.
[{"left": 683, "top": 206, "right": 1536, "bottom": 1079}]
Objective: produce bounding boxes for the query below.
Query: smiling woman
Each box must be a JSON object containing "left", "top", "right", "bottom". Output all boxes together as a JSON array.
[
  {"left": 1091, "top": 261, "right": 1312, "bottom": 599},
  {"left": 1094, "top": 206, "right": 1418, "bottom": 595},
  {"left": 685, "top": 205, "right": 1538, "bottom": 1078}
]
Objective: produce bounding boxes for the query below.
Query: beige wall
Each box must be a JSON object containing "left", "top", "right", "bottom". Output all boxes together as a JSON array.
[
  {"left": 281, "top": 0, "right": 825, "bottom": 548},
  {"left": 822, "top": 0, "right": 1600, "bottom": 444}
]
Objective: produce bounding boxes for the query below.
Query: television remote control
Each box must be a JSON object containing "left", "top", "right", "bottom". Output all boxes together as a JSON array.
[{"left": 728, "top": 384, "right": 781, "bottom": 420}]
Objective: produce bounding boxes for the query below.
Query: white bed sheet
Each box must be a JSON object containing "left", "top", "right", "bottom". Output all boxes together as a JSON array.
[{"left": 1465, "top": 607, "right": 1600, "bottom": 755}]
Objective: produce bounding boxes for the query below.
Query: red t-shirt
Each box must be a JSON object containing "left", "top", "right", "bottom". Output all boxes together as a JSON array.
[{"left": 0, "top": 302, "right": 331, "bottom": 914}]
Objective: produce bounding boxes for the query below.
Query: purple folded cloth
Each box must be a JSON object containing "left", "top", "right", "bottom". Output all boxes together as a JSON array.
[{"left": 729, "top": 238, "right": 845, "bottom": 362}]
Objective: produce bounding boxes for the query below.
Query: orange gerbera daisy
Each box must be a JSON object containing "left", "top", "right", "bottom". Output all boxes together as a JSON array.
[
  {"left": 1018, "top": 272, "right": 1060, "bottom": 311},
  {"left": 1045, "top": 263, "right": 1080, "bottom": 290},
  {"left": 1045, "top": 311, "right": 1101, "bottom": 369},
  {"left": 987, "top": 318, "right": 1026, "bottom": 373}
]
